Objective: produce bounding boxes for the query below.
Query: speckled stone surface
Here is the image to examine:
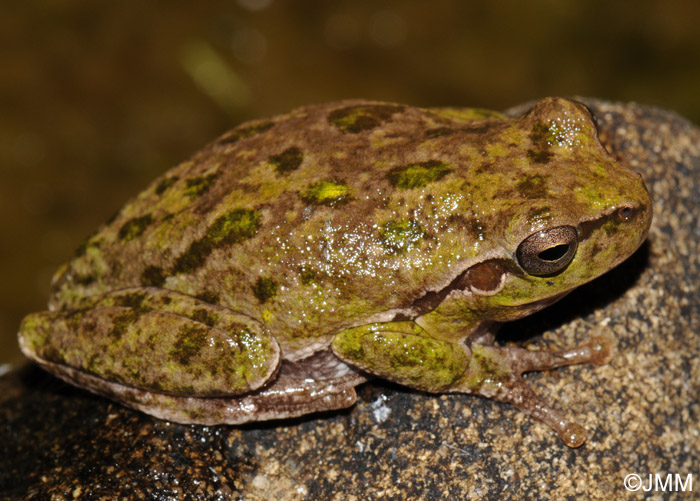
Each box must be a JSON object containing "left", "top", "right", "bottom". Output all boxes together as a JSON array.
[{"left": 1, "top": 99, "right": 698, "bottom": 500}]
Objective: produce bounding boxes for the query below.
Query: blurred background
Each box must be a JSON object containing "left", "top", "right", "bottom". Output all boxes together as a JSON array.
[{"left": 2, "top": 0, "right": 700, "bottom": 368}]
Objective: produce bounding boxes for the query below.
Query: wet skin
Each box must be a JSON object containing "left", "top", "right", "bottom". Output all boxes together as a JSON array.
[{"left": 18, "top": 98, "right": 652, "bottom": 447}]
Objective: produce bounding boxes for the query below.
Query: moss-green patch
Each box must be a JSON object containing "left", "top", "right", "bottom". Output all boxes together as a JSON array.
[
  {"left": 184, "top": 173, "right": 219, "bottom": 198},
  {"left": 517, "top": 175, "right": 549, "bottom": 199},
  {"left": 379, "top": 219, "right": 425, "bottom": 255},
  {"left": 118, "top": 214, "right": 154, "bottom": 242},
  {"left": 253, "top": 276, "right": 278, "bottom": 303},
  {"left": 155, "top": 176, "right": 179, "bottom": 195},
  {"left": 172, "top": 208, "right": 261, "bottom": 274},
  {"left": 387, "top": 160, "right": 451, "bottom": 189},
  {"left": 140, "top": 266, "right": 167, "bottom": 287},
  {"left": 170, "top": 324, "right": 210, "bottom": 365},
  {"left": 269, "top": 146, "right": 304, "bottom": 174},
  {"left": 328, "top": 104, "right": 403, "bottom": 133},
  {"left": 301, "top": 180, "right": 351, "bottom": 206},
  {"left": 217, "top": 121, "right": 274, "bottom": 145}
]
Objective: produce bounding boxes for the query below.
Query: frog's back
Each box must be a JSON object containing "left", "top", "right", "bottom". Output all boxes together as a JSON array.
[{"left": 50, "top": 98, "right": 614, "bottom": 354}]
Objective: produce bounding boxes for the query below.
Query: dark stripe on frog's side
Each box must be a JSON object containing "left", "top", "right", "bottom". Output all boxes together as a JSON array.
[
  {"left": 171, "top": 208, "right": 262, "bottom": 275},
  {"left": 328, "top": 104, "right": 404, "bottom": 133},
  {"left": 577, "top": 207, "right": 631, "bottom": 241},
  {"left": 269, "top": 146, "right": 304, "bottom": 174},
  {"left": 411, "top": 258, "right": 518, "bottom": 316}
]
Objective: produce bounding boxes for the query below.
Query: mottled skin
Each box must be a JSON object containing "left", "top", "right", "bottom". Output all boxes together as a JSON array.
[{"left": 18, "top": 98, "right": 652, "bottom": 447}]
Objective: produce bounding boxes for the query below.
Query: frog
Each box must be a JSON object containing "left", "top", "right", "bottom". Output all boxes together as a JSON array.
[{"left": 18, "top": 97, "right": 652, "bottom": 448}]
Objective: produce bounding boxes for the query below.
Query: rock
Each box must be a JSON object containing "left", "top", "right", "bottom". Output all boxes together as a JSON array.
[{"left": 1, "top": 99, "right": 698, "bottom": 499}]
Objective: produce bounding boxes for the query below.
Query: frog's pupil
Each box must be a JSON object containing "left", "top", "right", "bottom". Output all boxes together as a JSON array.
[{"left": 538, "top": 244, "right": 569, "bottom": 262}]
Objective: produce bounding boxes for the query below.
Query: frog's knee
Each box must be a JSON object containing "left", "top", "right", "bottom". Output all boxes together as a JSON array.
[{"left": 332, "top": 322, "right": 470, "bottom": 391}]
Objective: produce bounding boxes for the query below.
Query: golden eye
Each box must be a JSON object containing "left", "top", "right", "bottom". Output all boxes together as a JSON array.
[{"left": 516, "top": 225, "right": 578, "bottom": 276}]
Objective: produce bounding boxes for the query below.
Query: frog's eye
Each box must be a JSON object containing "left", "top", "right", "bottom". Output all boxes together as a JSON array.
[{"left": 516, "top": 225, "right": 578, "bottom": 276}]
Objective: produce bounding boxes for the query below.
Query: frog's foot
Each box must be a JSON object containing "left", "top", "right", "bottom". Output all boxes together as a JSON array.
[{"left": 455, "top": 336, "right": 616, "bottom": 448}]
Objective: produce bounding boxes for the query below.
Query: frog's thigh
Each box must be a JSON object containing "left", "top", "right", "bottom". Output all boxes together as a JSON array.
[
  {"left": 19, "top": 288, "right": 280, "bottom": 397},
  {"left": 331, "top": 321, "right": 470, "bottom": 391}
]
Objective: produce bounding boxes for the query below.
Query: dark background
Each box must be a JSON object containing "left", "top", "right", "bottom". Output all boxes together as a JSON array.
[{"left": 2, "top": 0, "right": 700, "bottom": 366}]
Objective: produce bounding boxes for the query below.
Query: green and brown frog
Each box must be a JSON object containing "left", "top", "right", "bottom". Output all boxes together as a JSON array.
[{"left": 18, "top": 97, "right": 652, "bottom": 447}]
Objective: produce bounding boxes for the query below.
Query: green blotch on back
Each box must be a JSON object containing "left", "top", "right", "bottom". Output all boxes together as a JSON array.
[
  {"left": 387, "top": 160, "right": 451, "bottom": 189},
  {"left": 379, "top": 219, "right": 425, "bottom": 255},
  {"left": 328, "top": 104, "right": 403, "bottom": 133},
  {"left": 301, "top": 180, "right": 351, "bottom": 206},
  {"left": 173, "top": 208, "right": 261, "bottom": 274},
  {"left": 253, "top": 276, "right": 278, "bottom": 303},
  {"left": 185, "top": 173, "right": 219, "bottom": 198},
  {"left": 269, "top": 146, "right": 304, "bottom": 174},
  {"left": 118, "top": 214, "right": 154, "bottom": 242}
]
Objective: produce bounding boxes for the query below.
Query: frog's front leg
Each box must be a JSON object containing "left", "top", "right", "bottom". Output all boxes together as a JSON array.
[
  {"left": 19, "top": 288, "right": 280, "bottom": 397},
  {"left": 332, "top": 321, "right": 614, "bottom": 447}
]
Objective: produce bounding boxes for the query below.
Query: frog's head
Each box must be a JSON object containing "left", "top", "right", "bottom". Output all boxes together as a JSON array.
[{"left": 422, "top": 98, "right": 652, "bottom": 324}]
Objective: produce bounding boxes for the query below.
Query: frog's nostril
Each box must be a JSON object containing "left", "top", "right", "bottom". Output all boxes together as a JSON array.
[
  {"left": 517, "top": 225, "right": 578, "bottom": 276},
  {"left": 617, "top": 205, "right": 636, "bottom": 221}
]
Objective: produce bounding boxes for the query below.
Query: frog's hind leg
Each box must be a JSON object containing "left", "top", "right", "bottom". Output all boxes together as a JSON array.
[
  {"left": 456, "top": 335, "right": 616, "bottom": 448},
  {"left": 39, "top": 348, "right": 369, "bottom": 425}
]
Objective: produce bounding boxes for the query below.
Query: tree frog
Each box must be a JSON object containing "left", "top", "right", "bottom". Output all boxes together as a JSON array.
[{"left": 18, "top": 97, "right": 652, "bottom": 447}]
